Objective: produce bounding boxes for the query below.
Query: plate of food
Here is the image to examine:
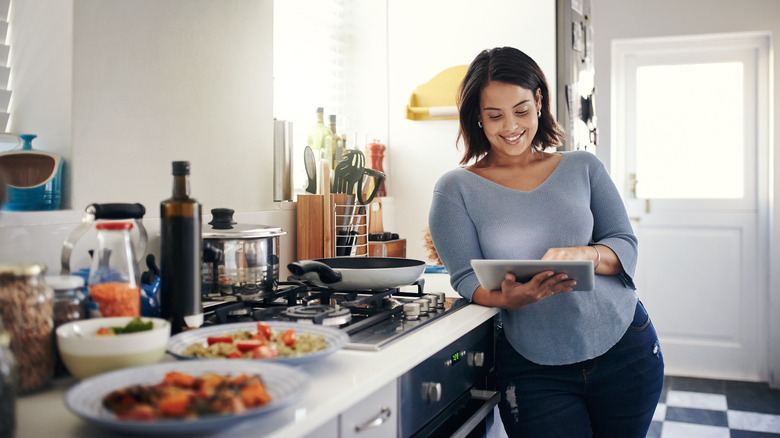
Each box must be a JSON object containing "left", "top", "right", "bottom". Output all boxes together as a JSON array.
[
  {"left": 167, "top": 321, "right": 350, "bottom": 365},
  {"left": 64, "top": 359, "right": 309, "bottom": 435}
]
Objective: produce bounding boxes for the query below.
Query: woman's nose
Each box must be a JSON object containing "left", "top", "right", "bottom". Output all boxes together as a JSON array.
[{"left": 503, "top": 116, "right": 518, "bottom": 131}]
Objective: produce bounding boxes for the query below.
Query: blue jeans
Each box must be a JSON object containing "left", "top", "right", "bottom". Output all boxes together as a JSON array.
[{"left": 496, "top": 301, "right": 664, "bottom": 438}]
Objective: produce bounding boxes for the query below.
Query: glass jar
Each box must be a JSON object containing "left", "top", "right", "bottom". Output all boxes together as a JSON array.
[
  {"left": 47, "top": 275, "right": 86, "bottom": 377},
  {"left": 0, "top": 263, "right": 54, "bottom": 394},
  {"left": 88, "top": 222, "right": 141, "bottom": 317},
  {"left": 0, "top": 315, "right": 17, "bottom": 438}
]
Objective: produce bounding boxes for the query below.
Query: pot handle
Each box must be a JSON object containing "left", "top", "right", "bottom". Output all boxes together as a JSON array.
[{"left": 287, "top": 260, "right": 343, "bottom": 284}]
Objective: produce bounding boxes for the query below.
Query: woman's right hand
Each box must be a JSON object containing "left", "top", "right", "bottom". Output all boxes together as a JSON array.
[{"left": 498, "top": 271, "right": 576, "bottom": 310}]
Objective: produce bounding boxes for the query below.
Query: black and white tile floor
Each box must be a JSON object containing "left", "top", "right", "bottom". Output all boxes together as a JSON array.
[{"left": 647, "top": 376, "right": 780, "bottom": 438}]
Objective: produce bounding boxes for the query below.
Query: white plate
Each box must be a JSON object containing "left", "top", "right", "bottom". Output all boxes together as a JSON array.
[
  {"left": 65, "top": 359, "right": 309, "bottom": 435},
  {"left": 471, "top": 259, "right": 595, "bottom": 291},
  {"left": 167, "top": 321, "right": 349, "bottom": 365}
]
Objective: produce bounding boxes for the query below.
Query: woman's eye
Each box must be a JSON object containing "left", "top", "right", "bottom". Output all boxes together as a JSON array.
[
  {"left": 516, "top": 110, "right": 528, "bottom": 116},
  {"left": 488, "top": 115, "right": 502, "bottom": 120}
]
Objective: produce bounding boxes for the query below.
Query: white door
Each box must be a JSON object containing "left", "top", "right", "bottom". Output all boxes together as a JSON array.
[{"left": 612, "top": 33, "right": 770, "bottom": 381}]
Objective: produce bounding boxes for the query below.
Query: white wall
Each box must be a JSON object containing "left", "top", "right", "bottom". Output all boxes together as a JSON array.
[
  {"left": 592, "top": 0, "right": 780, "bottom": 387},
  {"left": 385, "top": 0, "right": 557, "bottom": 263},
  {"left": 8, "top": 0, "right": 275, "bottom": 214}
]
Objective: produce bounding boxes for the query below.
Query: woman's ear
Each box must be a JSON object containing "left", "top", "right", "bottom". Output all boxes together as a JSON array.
[{"left": 536, "top": 88, "right": 543, "bottom": 110}]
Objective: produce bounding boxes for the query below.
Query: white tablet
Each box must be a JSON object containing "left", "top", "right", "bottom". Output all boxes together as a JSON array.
[{"left": 470, "top": 259, "right": 595, "bottom": 291}]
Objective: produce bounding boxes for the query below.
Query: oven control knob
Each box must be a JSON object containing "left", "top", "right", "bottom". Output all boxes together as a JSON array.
[
  {"left": 423, "top": 382, "right": 442, "bottom": 402},
  {"left": 468, "top": 351, "right": 486, "bottom": 367}
]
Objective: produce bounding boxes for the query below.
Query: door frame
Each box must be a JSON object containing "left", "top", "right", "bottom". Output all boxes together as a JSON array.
[{"left": 610, "top": 31, "right": 772, "bottom": 382}]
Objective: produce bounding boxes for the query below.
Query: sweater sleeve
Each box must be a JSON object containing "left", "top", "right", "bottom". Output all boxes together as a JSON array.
[
  {"left": 588, "top": 155, "right": 638, "bottom": 289},
  {"left": 428, "top": 177, "right": 483, "bottom": 301}
]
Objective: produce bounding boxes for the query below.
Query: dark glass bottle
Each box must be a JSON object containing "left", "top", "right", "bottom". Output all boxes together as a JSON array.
[{"left": 160, "top": 161, "right": 203, "bottom": 334}]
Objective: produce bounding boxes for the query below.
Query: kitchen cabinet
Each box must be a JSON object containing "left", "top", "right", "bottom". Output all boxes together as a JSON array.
[
  {"left": 304, "top": 417, "right": 338, "bottom": 438},
  {"left": 340, "top": 380, "right": 398, "bottom": 438}
]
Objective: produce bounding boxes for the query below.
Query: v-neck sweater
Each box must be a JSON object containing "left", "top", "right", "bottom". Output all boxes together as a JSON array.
[{"left": 428, "top": 151, "right": 639, "bottom": 365}]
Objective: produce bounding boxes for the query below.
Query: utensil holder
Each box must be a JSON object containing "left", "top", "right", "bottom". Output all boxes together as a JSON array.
[
  {"left": 296, "top": 194, "right": 369, "bottom": 260},
  {"left": 332, "top": 193, "right": 368, "bottom": 258}
]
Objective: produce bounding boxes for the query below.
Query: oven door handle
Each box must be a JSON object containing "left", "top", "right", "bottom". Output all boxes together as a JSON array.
[{"left": 450, "top": 389, "right": 500, "bottom": 438}]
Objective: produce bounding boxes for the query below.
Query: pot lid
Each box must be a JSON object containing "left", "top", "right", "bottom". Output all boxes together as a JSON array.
[{"left": 203, "top": 208, "right": 285, "bottom": 239}]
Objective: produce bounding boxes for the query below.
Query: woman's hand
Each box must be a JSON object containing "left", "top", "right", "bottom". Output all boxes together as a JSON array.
[
  {"left": 542, "top": 245, "right": 623, "bottom": 275},
  {"left": 498, "top": 271, "right": 575, "bottom": 310}
]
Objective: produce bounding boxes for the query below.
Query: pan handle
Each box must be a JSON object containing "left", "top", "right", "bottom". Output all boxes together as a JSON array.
[{"left": 287, "top": 260, "right": 343, "bottom": 284}]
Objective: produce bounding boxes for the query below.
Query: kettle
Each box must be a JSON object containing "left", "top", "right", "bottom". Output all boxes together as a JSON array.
[{"left": 60, "top": 203, "right": 148, "bottom": 275}]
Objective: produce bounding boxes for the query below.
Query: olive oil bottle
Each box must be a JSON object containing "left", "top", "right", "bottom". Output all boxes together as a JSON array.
[{"left": 160, "top": 161, "right": 203, "bottom": 334}]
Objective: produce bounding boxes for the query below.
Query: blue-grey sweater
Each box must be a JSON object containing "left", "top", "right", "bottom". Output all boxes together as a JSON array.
[{"left": 428, "top": 151, "right": 639, "bottom": 365}]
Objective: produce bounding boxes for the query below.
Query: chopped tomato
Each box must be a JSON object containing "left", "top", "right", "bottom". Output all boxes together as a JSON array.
[
  {"left": 207, "top": 336, "right": 234, "bottom": 346},
  {"left": 95, "top": 326, "right": 114, "bottom": 336},
  {"left": 236, "top": 339, "right": 265, "bottom": 352},
  {"left": 227, "top": 351, "right": 243, "bottom": 359},
  {"left": 256, "top": 322, "right": 272, "bottom": 339},
  {"left": 251, "top": 345, "right": 278, "bottom": 359},
  {"left": 280, "top": 328, "right": 297, "bottom": 346},
  {"left": 250, "top": 332, "right": 268, "bottom": 342}
]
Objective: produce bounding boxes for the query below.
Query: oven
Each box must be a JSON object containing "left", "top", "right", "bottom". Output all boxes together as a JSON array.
[{"left": 399, "top": 316, "right": 499, "bottom": 438}]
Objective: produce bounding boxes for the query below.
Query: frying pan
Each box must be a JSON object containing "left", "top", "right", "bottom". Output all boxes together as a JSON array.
[{"left": 287, "top": 257, "right": 426, "bottom": 290}]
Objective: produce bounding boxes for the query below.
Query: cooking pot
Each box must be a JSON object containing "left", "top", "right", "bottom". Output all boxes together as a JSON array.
[
  {"left": 287, "top": 257, "right": 425, "bottom": 290},
  {"left": 202, "top": 208, "right": 286, "bottom": 297}
]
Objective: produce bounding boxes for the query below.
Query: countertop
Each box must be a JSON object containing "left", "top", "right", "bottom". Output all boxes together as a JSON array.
[{"left": 16, "top": 299, "right": 498, "bottom": 438}]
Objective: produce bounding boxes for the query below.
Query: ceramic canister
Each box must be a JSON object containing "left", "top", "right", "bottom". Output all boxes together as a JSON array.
[{"left": 0, "top": 134, "right": 62, "bottom": 211}]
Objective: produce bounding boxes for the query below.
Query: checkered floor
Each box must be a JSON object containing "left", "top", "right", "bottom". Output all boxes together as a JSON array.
[{"left": 647, "top": 376, "right": 780, "bottom": 438}]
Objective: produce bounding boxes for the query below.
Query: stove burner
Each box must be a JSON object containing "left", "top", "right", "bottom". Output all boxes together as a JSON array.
[{"left": 282, "top": 304, "right": 352, "bottom": 327}]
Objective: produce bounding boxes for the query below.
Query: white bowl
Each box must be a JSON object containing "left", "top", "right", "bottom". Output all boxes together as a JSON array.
[{"left": 56, "top": 317, "right": 170, "bottom": 379}]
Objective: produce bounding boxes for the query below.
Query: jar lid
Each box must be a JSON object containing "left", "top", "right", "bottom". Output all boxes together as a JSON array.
[
  {"left": 0, "top": 263, "right": 47, "bottom": 277},
  {"left": 46, "top": 275, "right": 85, "bottom": 291}
]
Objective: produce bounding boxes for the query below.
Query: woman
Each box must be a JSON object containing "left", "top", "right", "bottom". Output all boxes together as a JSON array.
[{"left": 428, "top": 47, "right": 663, "bottom": 437}]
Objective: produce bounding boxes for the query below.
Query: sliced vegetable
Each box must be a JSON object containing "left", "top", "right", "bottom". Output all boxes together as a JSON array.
[
  {"left": 280, "top": 328, "right": 297, "bottom": 347},
  {"left": 95, "top": 327, "right": 114, "bottom": 337},
  {"left": 236, "top": 339, "right": 265, "bottom": 352},
  {"left": 112, "top": 317, "right": 154, "bottom": 334},
  {"left": 256, "top": 322, "right": 272, "bottom": 339},
  {"left": 207, "top": 336, "right": 234, "bottom": 346},
  {"left": 227, "top": 351, "right": 243, "bottom": 359}
]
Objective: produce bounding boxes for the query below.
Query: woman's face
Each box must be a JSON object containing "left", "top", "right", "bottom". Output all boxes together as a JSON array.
[{"left": 479, "top": 81, "right": 541, "bottom": 157}]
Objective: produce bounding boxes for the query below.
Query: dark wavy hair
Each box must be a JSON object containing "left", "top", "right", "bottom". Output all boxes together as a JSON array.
[{"left": 457, "top": 47, "right": 564, "bottom": 164}]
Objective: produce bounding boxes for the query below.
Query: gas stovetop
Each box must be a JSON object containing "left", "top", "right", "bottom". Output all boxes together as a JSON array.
[{"left": 201, "top": 278, "right": 468, "bottom": 351}]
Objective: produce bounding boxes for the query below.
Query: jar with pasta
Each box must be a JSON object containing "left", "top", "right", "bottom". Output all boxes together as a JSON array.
[
  {"left": 88, "top": 222, "right": 141, "bottom": 317},
  {"left": 0, "top": 263, "right": 54, "bottom": 394}
]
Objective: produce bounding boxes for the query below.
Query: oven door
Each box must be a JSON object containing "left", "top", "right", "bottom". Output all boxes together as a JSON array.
[
  {"left": 399, "top": 317, "right": 496, "bottom": 438},
  {"left": 410, "top": 388, "right": 499, "bottom": 438}
]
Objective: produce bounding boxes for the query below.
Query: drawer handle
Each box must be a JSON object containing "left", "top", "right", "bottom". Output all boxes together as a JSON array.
[{"left": 355, "top": 406, "right": 392, "bottom": 432}]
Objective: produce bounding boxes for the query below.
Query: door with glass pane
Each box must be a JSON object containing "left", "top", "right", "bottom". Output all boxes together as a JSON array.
[{"left": 613, "top": 34, "right": 770, "bottom": 381}]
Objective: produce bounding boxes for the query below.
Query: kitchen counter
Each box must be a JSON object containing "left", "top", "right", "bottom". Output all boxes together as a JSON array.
[{"left": 17, "top": 302, "right": 498, "bottom": 438}]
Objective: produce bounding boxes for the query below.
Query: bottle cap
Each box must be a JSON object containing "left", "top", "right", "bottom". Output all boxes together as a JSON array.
[{"left": 172, "top": 161, "right": 190, "bottom": 176}]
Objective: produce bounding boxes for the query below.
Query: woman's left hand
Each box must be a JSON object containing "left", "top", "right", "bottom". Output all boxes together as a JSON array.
[{"left": 542, "top": 245, "right": 622, "bottom": 275}]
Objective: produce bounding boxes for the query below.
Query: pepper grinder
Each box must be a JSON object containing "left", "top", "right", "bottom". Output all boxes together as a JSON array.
[{"left": 367, "top": 140, "right": 386, "bottom": 197}]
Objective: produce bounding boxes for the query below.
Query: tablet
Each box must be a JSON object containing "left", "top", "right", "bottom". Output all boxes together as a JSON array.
[{"left": 470, "top": 259, "right": 595, "bottom": 291}]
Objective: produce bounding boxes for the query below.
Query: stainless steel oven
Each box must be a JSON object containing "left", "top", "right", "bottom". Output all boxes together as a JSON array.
[{"left": 399, "top": 316, "right": 499, "bottom": 438}]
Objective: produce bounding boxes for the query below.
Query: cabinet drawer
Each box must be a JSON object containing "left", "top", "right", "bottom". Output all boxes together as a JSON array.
[{"left": 340, "top": 380, "right": 397, "bottom": 438}]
